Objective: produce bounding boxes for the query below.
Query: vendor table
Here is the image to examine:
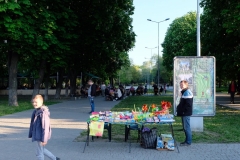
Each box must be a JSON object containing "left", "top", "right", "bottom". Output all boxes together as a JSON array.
[{"left": 82, "top": 120, "right": 179, "bottom": 153}]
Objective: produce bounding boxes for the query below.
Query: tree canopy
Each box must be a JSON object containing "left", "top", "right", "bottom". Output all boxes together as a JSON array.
[
  {"left": 0, "top": 0, "right": 136, "bottom": 105},
  {"left": 161, "top": 1, "right": 240, "bottom": 86}
]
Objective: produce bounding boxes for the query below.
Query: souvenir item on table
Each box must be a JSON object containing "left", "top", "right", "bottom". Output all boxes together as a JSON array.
[
  {"left": 158, "top": 114, "right": 174, "bottom": 122},
  {"left": 137, "top": 114, "right": 144, "bottom": 122},
  {"left": 154, "top": 101, "right": 172, "bottom": 116},
  {"left": 105, "top": 111, "right": 111, "bottom": 117},
  {"left": 142, "top": 112, "right": 151, "bottom": 120},
  {"left": 146, "top": 117, "right": 154, "bottom": 122},
  {"left": 90, "top": 114, "right": 99, "bottom": 121},
  {"left": 153, "top": 116, "right": 160, "bottom": 122},
  {"left": 127, "top": 119, "right": 135, "bottom": 123},
  {"left": 104, "top": 117, "right": 110, "bottom": 122},
  {"left": 111, "top": 112, "right": 119, "bottom": 119},
  {"left": 91, "top": 111, "right": 99, "bottom": 115},
  {"left": 89, "top": 121, "right": 104, "bottom": 137},
  {"left": 114, "top": 117, "right": 121, "bottom": 123},
  {"left": 99, "top": 111, "right": 106, "bottom": 116},
  {"left": 132, "top": 111, "right": 140, "bottom": 121},
  {"left": 142, "top": 104, "right": 148, "bottom": 113},
  {"left": 98, "top": 111, "right": 105, "bottom": 121},
  {"left": 151, "top": 104, "right": 157, "bottom": 112}
]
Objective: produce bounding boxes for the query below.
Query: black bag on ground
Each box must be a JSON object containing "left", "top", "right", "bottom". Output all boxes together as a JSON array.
[{"left": 141, "top": 127, "right": 157, "bottom": 149}]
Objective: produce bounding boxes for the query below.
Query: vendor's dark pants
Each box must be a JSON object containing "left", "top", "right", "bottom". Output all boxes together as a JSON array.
[{"left": 230, "top": 92, "right": 235, "bottom": 103}]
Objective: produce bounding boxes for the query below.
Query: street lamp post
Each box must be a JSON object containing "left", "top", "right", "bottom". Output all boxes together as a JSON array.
[
  {"left": 147, "top": 18, "right": 170, "bottom": 90},
  {"left": 145, "top": 47, "right": 157, "bottom": 85}
]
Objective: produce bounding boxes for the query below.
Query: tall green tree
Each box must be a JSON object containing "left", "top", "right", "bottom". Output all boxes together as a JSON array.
[
  {"left": 200, "top": 0, "right": 240, "bottom": 86},
  {"left": 0, "top": 0, "right": 31, "bottom": 106},
  {"left": 162, "top": 12, "right": 197, "bottom": 71}
]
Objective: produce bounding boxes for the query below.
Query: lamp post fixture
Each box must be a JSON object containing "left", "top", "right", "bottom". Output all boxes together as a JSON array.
[
  {"left": 145, "top": 47, "right": 157, "bottom": 85},
  {"left": 147, "top": 18, "right": 170, "bottom": 89}
]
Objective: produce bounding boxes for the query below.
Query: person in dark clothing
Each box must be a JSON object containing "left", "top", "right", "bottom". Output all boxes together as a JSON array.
[
  {"left": 144, "top": 85, "right": 147, "bottom": 94},
  {"left": 152, "top": 84, "right": 158, "bottom": 95},
  {"left": 130, "top": 85, "right": 135, "bottom": 96},
  {"left": 159, "top": 86, "right": 163, "bottom": 95},
  {"left": 228, "top": 80, "right": 237, "bottom": 104},
  {"left": 177, "top": 80, "right": 193, "bottom": 146},
  {"left": 87, "top": 80, "right": 96, "bottom": 114}
]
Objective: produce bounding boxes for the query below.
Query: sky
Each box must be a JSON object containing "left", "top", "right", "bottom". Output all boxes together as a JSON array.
[{"left": 128, "top": 0, "right": 202, "bottom": 66}]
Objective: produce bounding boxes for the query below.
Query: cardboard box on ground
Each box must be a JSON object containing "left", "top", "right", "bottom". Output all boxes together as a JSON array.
[{"left": 156, "top": 134, "right": 174, "bottom": 151}]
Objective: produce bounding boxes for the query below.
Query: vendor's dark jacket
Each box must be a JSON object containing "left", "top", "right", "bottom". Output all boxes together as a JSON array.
[
  {"left": 177, "top": 88, "right": 193, "bottom": 116},
  {"left": 90, "top": 84, "right": 97, "bottom": 96}
]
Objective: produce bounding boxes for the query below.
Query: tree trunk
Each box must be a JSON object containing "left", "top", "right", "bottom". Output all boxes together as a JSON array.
[
  {"left": 55, "top": 69, "right": 64, "bottom": 99},
  {"left": 44, "top": 77, "right": 49, "bottom": 101},
  {"left": 44, "top": 64, "right": 50, "bottom": 101},
  {"left": 65, "top": 82, "right": 69, "bottom": 97},
  {"left": 109, "top": 77, "right": 114, "bottom": 87},
  {"left": 218, "top": 75, "right": 222, "bottom": 88},
  {"left": 32, "top": 60, "right": 46, "bottom": 99},
  {"left": 8, "top": 51, "right": 18, "bottom": 106},
  {"left": 69, "top": 70, "right": 77, "bottom": 96},
  {"left": 237, "top": 73, "right": 240, "bottom": 94}
]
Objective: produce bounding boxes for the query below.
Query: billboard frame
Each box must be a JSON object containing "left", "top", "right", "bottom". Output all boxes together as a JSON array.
[{"left": 173, "top": 56, "right": 216, "bottom": 117}]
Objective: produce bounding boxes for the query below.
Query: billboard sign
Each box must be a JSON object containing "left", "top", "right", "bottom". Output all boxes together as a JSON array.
[{"left": 173, "top": 56, "right": 215, "bottom": 116}]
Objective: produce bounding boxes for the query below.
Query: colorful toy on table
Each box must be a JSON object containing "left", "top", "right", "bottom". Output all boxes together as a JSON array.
[
  {"left": 153, "top": 116, "right": 160, "bottom": 122},
  {"left": 146, "top": 117, "right": 154, "bottom": 122},
  {"left": 151, "top": 104, "right": 157, "bottom": 112},
  {"left": 142, "top": 104, "right": 148, "bottom": 113},
  {"left": 90, "top": 114, "right": 99, "bottom": 121},
  {"left": 154, "top": 101, "right": 172, "bottom": 116}
]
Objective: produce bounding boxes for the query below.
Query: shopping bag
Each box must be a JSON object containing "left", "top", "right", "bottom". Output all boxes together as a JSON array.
[
  {"left": 89, "top": 121, "right": 104, "bottom": 137},
  {"left": 141, "top": 127, "right": 157, "bottom": 149}
]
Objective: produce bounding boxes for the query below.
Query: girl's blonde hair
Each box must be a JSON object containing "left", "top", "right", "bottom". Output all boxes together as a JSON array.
[{"left": 33, "top": 94, "right": 44, "bottom": 104}]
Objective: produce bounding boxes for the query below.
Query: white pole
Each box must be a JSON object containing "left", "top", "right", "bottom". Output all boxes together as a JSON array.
[
  {"left": 157, "top": 22, "right": 160, "bottom": 89},
  {"left": 197, "top": 0, "right": 201, "bottom": 56},
  {"left": 191, "top": 0, "right": 203, "bottom": 132}
]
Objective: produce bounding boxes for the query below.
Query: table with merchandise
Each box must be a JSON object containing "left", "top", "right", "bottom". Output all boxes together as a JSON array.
[{"left": 83, "top": 102, "right": 179, "bottom": 153}]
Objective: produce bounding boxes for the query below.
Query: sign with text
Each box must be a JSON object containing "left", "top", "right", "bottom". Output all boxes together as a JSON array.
[{"left": 173, "top": 56, "right": 215, "bottom": 116}]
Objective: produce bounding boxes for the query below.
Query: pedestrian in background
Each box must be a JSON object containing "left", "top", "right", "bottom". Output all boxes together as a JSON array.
[
  {"left": 177, "top": 80, "right": 193, "bottom": 146},
  {"left": 88, "top": 79, "right": 97, "bottom": 113},
  {"left": 228, "top": 80, "right": 237, "bottom": 104},
  {"left": 100, "top": 82, "right": 106, "bottom": 97},
  {"left": 159, "top": 86, "right": 163, "bottom": 95},
  {"left": 28, "top": 95, "right": 60, "bottom": 160}
]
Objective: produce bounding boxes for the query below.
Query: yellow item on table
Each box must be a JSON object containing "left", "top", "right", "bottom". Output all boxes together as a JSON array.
[{"left": 89, "top": 121, "right": 104, "bottom": 137}]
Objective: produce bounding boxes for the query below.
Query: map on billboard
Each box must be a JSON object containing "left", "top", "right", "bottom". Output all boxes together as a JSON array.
[{"left": 174, "top": 56, "right": 215, "bottom": 116}]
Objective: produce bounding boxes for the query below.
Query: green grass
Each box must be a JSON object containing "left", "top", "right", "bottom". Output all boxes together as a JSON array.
[
  {"left": 216, "top": 87, "right": 228, "bottom": 93},
  {"left": 79, "top": 95, "right": 240, "bottom": 143},
  {"left": 0, "top": 96, "right": 61, "bottom": 116}
]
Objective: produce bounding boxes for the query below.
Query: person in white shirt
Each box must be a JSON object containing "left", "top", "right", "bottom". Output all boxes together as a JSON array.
[
  {"left": 114, "top": 87, "right": 122, "bottom": 101},
  {"left": 100, "top": 82, "right": 106, "bottom": 97}
]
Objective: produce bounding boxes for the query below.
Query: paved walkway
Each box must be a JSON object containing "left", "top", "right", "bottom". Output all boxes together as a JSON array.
[{"left": 0, "top": 94, "right": 240, "bottom": 160}]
